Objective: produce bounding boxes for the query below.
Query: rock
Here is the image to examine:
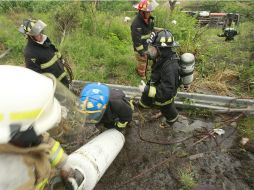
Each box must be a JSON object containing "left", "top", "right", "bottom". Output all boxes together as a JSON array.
[
  {"left": 240, "top": 137, "right": 249, "bottom": 145},
  {"left": 174, "top": 119, "right": 209, "bottom": 133},
  {"left": 230, "top": 122, "right": 237, "bottom": 127},
  {"left": 124, "top": 16, "right": 131, "bottom": 22},
  {"left": 243, "top": 140, "right": 254, "bottom": 154}
]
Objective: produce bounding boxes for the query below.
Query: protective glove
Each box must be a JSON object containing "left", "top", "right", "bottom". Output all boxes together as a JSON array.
[
  {"left": 146, "top": 31, "right": 156, "bottom": 44},
  {"left": 138, "top": 80, "right": 146, "bottom": 93}
]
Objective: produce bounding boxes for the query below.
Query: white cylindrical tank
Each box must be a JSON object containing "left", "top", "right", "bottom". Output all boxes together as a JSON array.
[
  {"left": 63, "top": 129, "right": 125, "bottom": 190},
  {"left": 179, "top": 53, "right": 195, "bottom": 85}
]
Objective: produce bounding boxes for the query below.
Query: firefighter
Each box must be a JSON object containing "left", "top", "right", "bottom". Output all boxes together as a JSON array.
[
  {"left": 79, "top": 83, "right": 133, "bottom": 132},
  {"left": 138, "top": 30, "right": 181, "bottom": 126},
  {"left": 18, "top": 19, "right": 72, "bottom": 87},
  {"left": 217, "top": 27, "right": 238, "bottom": 41},
  {"left": 218, "top": 13, "right": 239, "bottom": 41},
  {"left": 0, "top": 65, "right": 71, "bottom": 190},
  {"left": 131, "top": 0, "right": 159, "bottom": 78}
]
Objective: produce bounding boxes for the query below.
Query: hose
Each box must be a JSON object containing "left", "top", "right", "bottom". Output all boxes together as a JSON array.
[{"left": 63, "top": 61, "right": 74, "bottom": 83}]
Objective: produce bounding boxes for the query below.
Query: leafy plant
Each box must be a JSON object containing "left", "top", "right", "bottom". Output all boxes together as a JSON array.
[
  {"left": 154, "top": 7, "right": 200, "bottom": 54},
  {"left": 179, "top": 169, "right": 197, "bottom": 190},
  {"left": 238, "top": 116, "right": 254, "bottom": 139}
]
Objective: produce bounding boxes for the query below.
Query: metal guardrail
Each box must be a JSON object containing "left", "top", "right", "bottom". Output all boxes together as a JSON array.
[{"left": 72, "top": 80, "right": 254, "bottom": 114}]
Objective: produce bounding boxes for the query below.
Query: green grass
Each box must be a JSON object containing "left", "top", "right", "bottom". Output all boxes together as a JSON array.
[
  {"left": 0, "top": 2, "right": 254, "bottom": 92},
  {"left": 194, "top": 21, "right": 254, "bottom": 96},
  {"left": 238, "top": 116, "right": 254, "bottom": 140}
]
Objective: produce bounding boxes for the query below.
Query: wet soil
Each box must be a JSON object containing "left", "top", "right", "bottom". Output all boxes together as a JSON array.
[
  {"left": 51, "top": 89, "right": 254, "bottom": 190},
  {"left": 91, "top": 108, "right": 254, "bottom": 190}
]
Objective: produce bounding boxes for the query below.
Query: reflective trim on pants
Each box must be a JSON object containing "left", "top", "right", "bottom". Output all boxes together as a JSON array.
[
  {"left": 167, "top": 114, "right": 179, "bottom": 123},
  {"left": 139, "top": 99, "right": 151, "bottom": 108},
  {"left": 154, "top": 96, "right": 175, "bottom": 106}
]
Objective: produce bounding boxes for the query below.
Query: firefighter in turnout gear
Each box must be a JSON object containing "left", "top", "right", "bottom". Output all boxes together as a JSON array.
[
  {"left": 217, "top": 27, "right": 238, "bottom": 41},
  {"left": 138, "top": 30, "right": 181, "bottom": 126},
  {"left": 0, "top": 65, "right": 68, "bottom": 190},
  {"left": 19, "top": 19, "right": 71, "bottom": 87},
  {"left": 79, "top": 83, "right": 133, "bottom": 131},
  {"left": 131, "top": 0, "right": 159, "bottom": 78},
  {"left": 218, "top": 13, "right": 239, "bottom": 41}
]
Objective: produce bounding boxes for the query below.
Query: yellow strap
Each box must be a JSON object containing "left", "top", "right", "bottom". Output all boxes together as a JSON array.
[
  {"left": 10, "top": 109, "right": 41, "bottom": 121},
  {"left": 0, "top": 113, "right": 3, "bottom": 122},
  {"left": 36, "top": 178, "right": 48, "bottom": 190},
  {"left": 148, "top": 86, "right": 156, "bottom": 98},
  {"left": 40, "top": 52, "right": 61, "bottom": 69},
  {"left": 141, "top": 34, "right": 151, "bottom": 40},
  {"left": 116, "top": 121, "right": 128, "bottom": 128},
  {"left": 136, "top": 45, "right": 144, "bottom": 51},
  {"left": 154, "top": 96, "right": 175, "bottom": 106}
]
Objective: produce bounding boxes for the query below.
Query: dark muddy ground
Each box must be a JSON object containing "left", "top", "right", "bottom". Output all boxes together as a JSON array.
[
  {"left": 50, "top": 89, "right": 254, "bottom": 190},
  {"left": 90, "top": 108, "right": 254, "bottom": 190}
]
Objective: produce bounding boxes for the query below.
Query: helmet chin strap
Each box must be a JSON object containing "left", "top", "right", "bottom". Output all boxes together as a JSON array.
[{"left": 9, "top": 125, "right": 42, "bottom": 148}]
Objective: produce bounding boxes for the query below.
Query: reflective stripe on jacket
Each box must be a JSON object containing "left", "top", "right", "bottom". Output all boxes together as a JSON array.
[
  {"left": 24, "top": 37, "right": 68, "bottom": 84},
  {"left": 131, "top": 12, "right": 154, "bottom": 55}
]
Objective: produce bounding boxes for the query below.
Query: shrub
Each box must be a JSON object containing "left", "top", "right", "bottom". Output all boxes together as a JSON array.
[
  {"left": 154, "top": 7, "right": 200, "bottom": 54},
  {"left": 52, "top": 2, "right": 83, "bottom": 46},
  {"left": 0, "top": 15, "right": 26, "bottom": 64}
]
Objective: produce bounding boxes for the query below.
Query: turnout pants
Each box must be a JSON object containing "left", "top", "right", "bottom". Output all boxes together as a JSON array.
[
  {"left": 135, "top": 53, "right": 147, "bottom": 77},
  {"left": 140, "top": 94, "right": 178, "bottom": 124}
]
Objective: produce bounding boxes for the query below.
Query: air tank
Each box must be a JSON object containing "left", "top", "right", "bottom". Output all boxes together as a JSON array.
[
  {"left": 62, "top": 129, "right": 125, "bottom": 190},
  {"left": 179, "top": 53, "right": 195, "bottom": 86}
]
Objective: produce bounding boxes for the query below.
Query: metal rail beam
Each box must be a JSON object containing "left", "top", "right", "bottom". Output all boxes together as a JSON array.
[{"left": 72, "top": 80, "right": 254, "bottom": 113}]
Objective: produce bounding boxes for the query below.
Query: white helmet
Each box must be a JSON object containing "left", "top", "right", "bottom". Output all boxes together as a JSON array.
[
  {"left": 0, "top": 65, "right": 61, "bottom": 144},
  {"left": 18, "top": 19, "right": 47, "bottom": 36}
]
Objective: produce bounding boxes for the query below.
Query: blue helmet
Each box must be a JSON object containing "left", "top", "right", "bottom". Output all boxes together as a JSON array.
[{"left": 79, "top": 83, "right": 110, "bottom": 123}]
